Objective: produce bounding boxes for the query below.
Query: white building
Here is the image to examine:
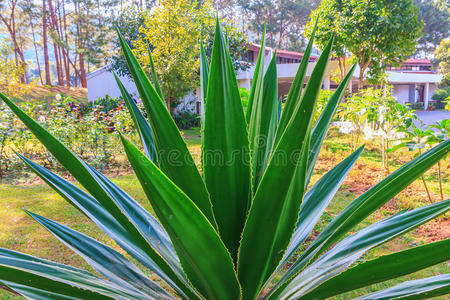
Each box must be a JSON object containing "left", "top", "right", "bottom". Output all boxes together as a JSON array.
[
  {"left": 87, "top": 49, "right": 443, "bottom": 113},
  {"left": 237, "top": 47, "right": 443, "bottom": 110}
]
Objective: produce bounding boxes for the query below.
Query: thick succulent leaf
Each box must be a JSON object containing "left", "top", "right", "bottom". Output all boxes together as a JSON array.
[
  {"left": 275, "top": 21, "right": 317, "bottom": 144},
  {"left": 86, "top": 165, "right": 181, "bottom": 268},
  {"left": 355, "top": 274, "right": 450, "bottom": 300},
  {"left": 249, "top": 51, "right": 279, "bottom": 190},
  {"left": 202, "top": 20, "right": 251, "bottom": 261},
  {"left": 300, "top": 238, "right": 450, "bottom": 299},
  {"left": 245, "top": 24, "right": 266, "bottom": 123},
  {"left": 200, "top": 41, "right": 209, "bottom": 104},
  {"left": 277, "top": 146, "right": 364, "bottom": 272},
  {"left": 147, "top": 45, "right": 164, "bottom": 100},
  {"left": 114, "top": 73, "right": 158, "bottom": 163},
  {"left": 26, "top": 211, "right": 170, "bottom": 298},
  {"left": 0, "top": 94, "right": 194, "bottom": 298},
  {"left": 121, "top": 136, "right": 241, "bottom": 300},
  {"left": 117, "top": 30, "right": 215, "bottom": 226},
  {"left": 0, "top": 249, "right": 146, "bottom": 299},
  {"left": 276, "top": 199, "right": 450, "bottom": 299},
  {"left": 306, "top": 63, "right": 357, "bottom": 185},
  {"left": 200, "top": 41, "right": 209, "bottom": 130},
  {"left": 17, "top": 154, "right": 181, "bottom": 284},
  {"left": 280, "top": 139, "right": 450, "bottom": 285},
  {"left": 237, "top": 37, "right": 333, "bottom": 300}
]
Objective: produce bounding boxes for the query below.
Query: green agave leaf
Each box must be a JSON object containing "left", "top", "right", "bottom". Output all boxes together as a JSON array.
[
  {"left": 200, "top": 41, "right": 209, "bottom": 131},
  {"left": 306, "top": 63, "right": 357, "bottom": 185},
  {"left": 120, "top": 135, "right": 241, "bottom": 300},
  {"left": 300, "top": 238, "right": 450, "bottom": 299},
  {"left": 117, "top": 30, "right": 215, "bottom": 226},
  {"left": 202, "top": 19, "right": 251, "bottom": 261},
  {"left": 26, "top": 211, "right": 169, "bottom": 298},
  {"left": 279, "top": 139, "right": 450, "bottom": 286},
  {"left": 276, "top": 199, "right": 450, "bottom": 299},
  {"left": 249, "top": 51, "right": 279, "bottom": 190},
  {"left": 200, "top": 41, "right": 209, "bottom": 104},
  {"left": 17, "top": 154, "right": 181, "bottom": 285},
  {"left": 246, "top": 23, "right": 266, "bottom": 124},
  {"left": 0, "top": 249, "right": 145, "bottom": 299},
  {"left": 275, "top": 19, "right": 317, "bottom": 144},
  {"left": 238, "top": 36, "right": 333, "bottom": 300},
  {"left": 355, "top": 274, "right": 450, "bottom": 300},
  {"left": 114, "top": 72, "right": 158, "bottom": 163},
  {"left": 277, "top": 146, "right": 364, "bottom": 273},
  {"left": 0, "top": 94, "right": 195, "bottom": 298},
  {"left": 147, "top": 45, "right": 164, "bottom": 100}
]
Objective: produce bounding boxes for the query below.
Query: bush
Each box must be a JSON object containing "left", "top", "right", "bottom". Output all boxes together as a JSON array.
[
  {"left": 431, "top": 88, "right": 450, "bottom": 101},
  {"left": 173, "top": 108, "right": 200, "bottom": 129}
]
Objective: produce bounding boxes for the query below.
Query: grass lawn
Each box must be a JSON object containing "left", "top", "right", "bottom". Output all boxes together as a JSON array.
[{"left": 0, "top": 127, "right": 448, "bottom": 299}]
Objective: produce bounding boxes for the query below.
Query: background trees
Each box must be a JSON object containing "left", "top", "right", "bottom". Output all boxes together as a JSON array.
[
  {"left": 0, "top": 0, "right": 448, "bottom": 92},
  {"left": 414, "top": 0, "right": 449, "bottom": 57},
  {"left": 305, "top": 0, "right": 423, "bottom": 87},
  {"left": 435, "top": 39, "right": 450, "bottom": 87}
]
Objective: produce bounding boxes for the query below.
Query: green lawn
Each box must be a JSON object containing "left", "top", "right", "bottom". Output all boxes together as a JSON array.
[{"left": 0, "top": 127, "right": 448, "bottom": 299}]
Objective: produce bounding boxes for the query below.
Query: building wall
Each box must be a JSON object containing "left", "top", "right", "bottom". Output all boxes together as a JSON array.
[
  {"left": 87, "top": 67, "right": 200, "bottom": 114},
  {"left": 87, "top": 69, "right": 138, "bottom": 102},
  {"left": 392, "top": 84, "right": 412, "bottom": 104}
]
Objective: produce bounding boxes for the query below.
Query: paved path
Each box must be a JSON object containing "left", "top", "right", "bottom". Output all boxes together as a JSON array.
[{"left": 414, "top": 110, "right": 450, "bottom": 126}]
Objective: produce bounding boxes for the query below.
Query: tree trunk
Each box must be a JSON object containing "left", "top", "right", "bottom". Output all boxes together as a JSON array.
[
  {"left": 62, "top": 0, "right": 70, "bottom": 87},
  {"left": 43, "top": 0, "right": 52, "bottom": 85},
  {"left": 27, "top": 0, "right": 43, "bottom": 85}
]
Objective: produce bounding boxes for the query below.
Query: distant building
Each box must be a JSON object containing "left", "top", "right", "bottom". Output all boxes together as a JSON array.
[
  {"left": 237, "top": 46, "right": 443, "bottom": 110},
  {"left": 386, "top": 59, "right": 442, "bottom": 110},
  {"left": 87, "top": 47, "right": 442, "bottom": 113}
]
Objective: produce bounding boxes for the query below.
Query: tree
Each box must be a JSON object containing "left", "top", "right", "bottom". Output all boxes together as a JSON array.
[
  {"left": 305, "top": 0, "right": 423, "bottom": 87},
  {"left": 0, "top": 0, "right": 30, "bottom": 84},
  {"left": 120, "top": 0, "right": 248, "bottom": 113},
  {"left": 414, "top": 0, "right": 450, "bottom": 57},
  {"left": 238, "top": 0, "right": 319, "bottom": 51},
  {"left": 0, "top": 38, "right": 29, "bottom": 96},
  {"left": 435, "top": 38, "right": 450, "bottom": 87}
]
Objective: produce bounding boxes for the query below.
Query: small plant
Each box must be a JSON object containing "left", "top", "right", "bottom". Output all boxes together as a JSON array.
[
  {"left": 0, "top": 20, "right": 449, "bottom": 299},
  {"left": 388, "top": 120, "right": 437, "bottom": 203}
]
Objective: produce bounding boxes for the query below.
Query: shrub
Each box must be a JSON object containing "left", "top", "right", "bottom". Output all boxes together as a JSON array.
[
  {"left": 0, "top": 20, "right": 449, "bottom": 299},
  {"left": 431, "top": 88, "right": 450, "bottom": 101},
  {"left": 173, "top": 108, "right": 200, "bottom": 129}
]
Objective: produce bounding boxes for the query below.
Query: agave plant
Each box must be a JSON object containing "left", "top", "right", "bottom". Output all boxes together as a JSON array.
[{"left": 0, "top": 19, "right": 449, "bottom": 300}]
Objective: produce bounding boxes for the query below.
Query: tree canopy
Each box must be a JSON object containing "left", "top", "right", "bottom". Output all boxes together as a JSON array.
[
  {"left": 305, "top": 0, "right": 423, "bottom": 86},
  {"left": 123, "top": 0, "right": 248, "bottom": 112},
  {"left": 435, "top": 38, "right": 450, "bottom": 87},
  {"left": 414, "top": 0, "right": 449, "bottom": 57}
]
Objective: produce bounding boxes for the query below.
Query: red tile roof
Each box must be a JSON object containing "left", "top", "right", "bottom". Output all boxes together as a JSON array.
[
  {"left": 403, "top": 58, "right": 432, "bottom": 65},
  {"left": 249, "top": 43, "right": 317, "bottom": 61}
]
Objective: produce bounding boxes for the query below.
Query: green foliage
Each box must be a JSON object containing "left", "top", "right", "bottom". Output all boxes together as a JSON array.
[
  {"left": 0, "top": 95, "right": 137, "bottom": 180},
  {"left": 0, "top": 38, "right": 29, "bottom": 97},
  {"left": 114, "top": 0, "right": 249, "bottom": 111},
  {"left": 0, "top": 19, "right": 449, "bottom": 300},
  {"left": 435, "top": 38, "right": 450, "bottom": 87},
  {"left": 414, "top": 0, "right": 450, "bottom": 56},
  {"left": 305, "top": 0, "right": 423, "bottom": 84},
  {"left": 431, "top": 88, "right": 450, "bottom": 101}
]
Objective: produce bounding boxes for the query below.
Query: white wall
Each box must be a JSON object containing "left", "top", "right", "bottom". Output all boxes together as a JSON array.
[
  {"left": 392, "top": 84, "right": 411, "bottom": 104},
  {"left": 87, "top": 67, "right": 199, "bottom": 113},
  {"left": 87, "top": 68, "right": 138, "bottom": 102}
]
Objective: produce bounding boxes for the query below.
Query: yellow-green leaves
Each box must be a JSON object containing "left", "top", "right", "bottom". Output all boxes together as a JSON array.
[{"left": 202, "top": 19, "right": 251, "bottom": 262}]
